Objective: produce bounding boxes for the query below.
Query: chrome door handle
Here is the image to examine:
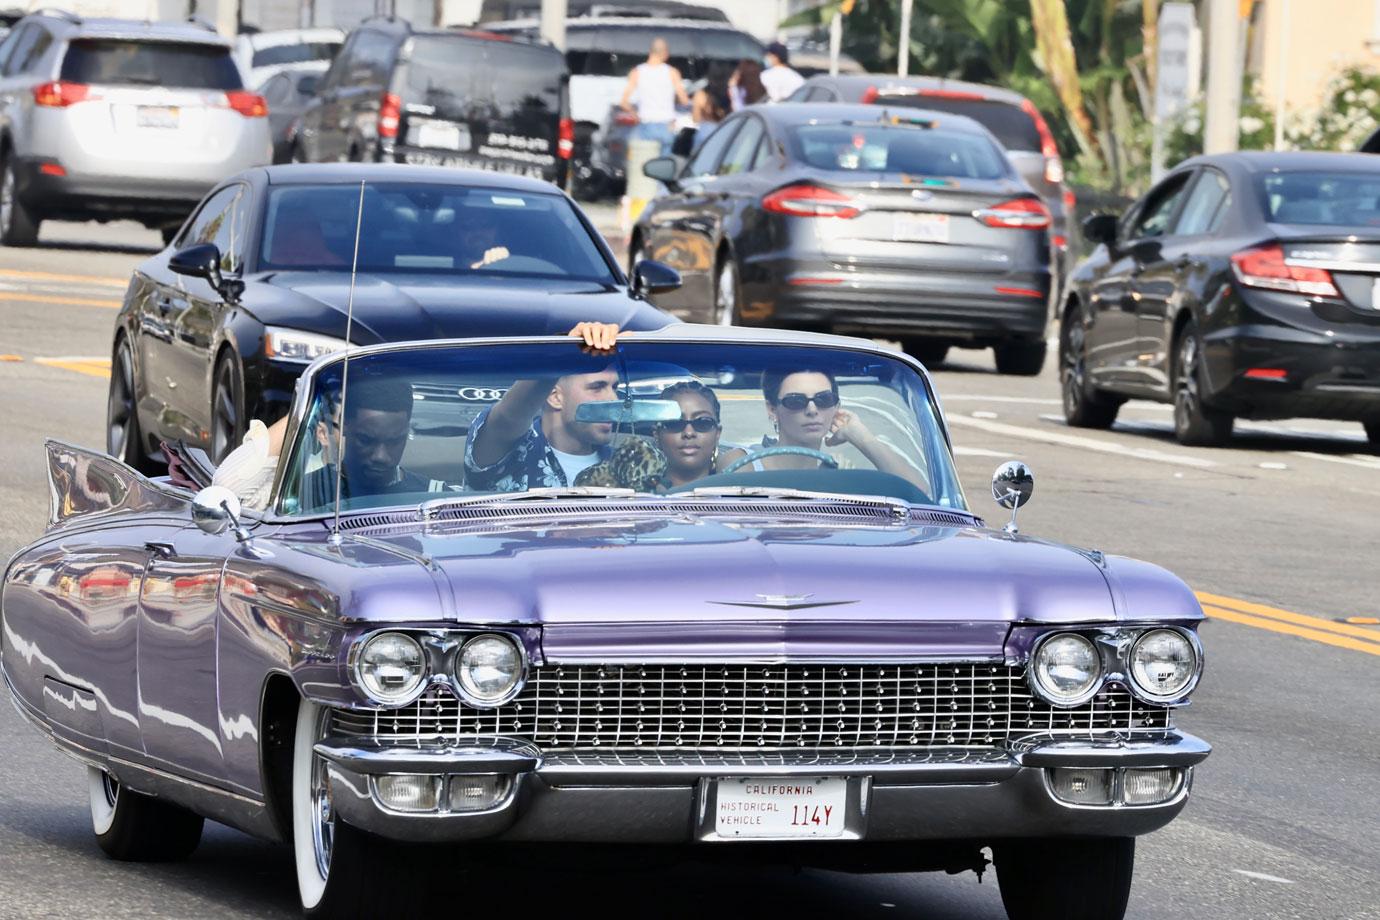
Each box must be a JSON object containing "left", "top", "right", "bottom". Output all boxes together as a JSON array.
[{"left": 144, "top": 541, "right": 177, "bottom": 559}]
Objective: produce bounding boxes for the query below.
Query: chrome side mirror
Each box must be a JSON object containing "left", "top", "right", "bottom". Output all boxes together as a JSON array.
[
  {"left": 991, "top": 461, "right": 1034, "bottom": 535},
  {"left": 192, "top": 485, "right": 249, "bottom": 540}
]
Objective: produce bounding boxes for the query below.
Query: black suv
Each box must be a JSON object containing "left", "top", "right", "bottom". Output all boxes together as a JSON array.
[{"left": 293, "top": 17, "right": 571, "bottom": 185}]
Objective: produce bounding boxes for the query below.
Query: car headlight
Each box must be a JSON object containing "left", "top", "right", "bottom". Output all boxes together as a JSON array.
[
  {"left": 455, "top": 634, "right": 524, "bottom": 707},
  {"left": 1129, "top": 629, "right": 1198, "bottom": 701},
  {"left": 354, "top": 632, "right": 427, "bottom": 704},
  {"left": 1030, "top": 633, "right": 1102, "bottom": 705},
  {"left": 264, "top": 326, "right": 349, "bottom": 363}
]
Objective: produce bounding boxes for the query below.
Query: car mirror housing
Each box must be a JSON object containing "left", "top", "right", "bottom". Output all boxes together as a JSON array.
[
  {"left": 1081, "top": 213, "right": 1118, "bottom": 248},
  {"left": 642, "top": 156, "right": 681, "bottom": 190},
  {"left": 169, "top": 242, "right": 242, "bottom": 304},
  {"left": 631, "top": 258, "right": 681, "bottom": 296}
]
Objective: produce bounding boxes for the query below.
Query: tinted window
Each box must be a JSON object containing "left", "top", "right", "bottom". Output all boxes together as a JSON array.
[
  {"left": 684, "top": 119, "right": 740, "bottom": 177},
  {"left": 1258, "top": 171, "right": 1380, "bottom": 226},
  {"left": 790, "top": 125, "right": 1009, "bottom": 179},
  {"left": 259, "top": 73, "right": 291, "bottom": 105},
  {"left": 873, "top": 94, "right": 1041, "bottom": 152},
  {"left": 398, "top": 36, "right": 562, "bottom": 121},
  {"left": 572, "top": 26, "right": 759, "bottom": 80},
  {"left": 13, "top": 26, "right": 50, "bottom": 74},
  {"left": 1, "top": 24, "right": 38, "bottom": 76},
  {"left": 1129, "top": 174, "right": 1190, "bottom": 239},
  {"left": 1174, "top": 170, "right": 1232, "bottom": 235},
  {"left": 251, "top": 41, "right": 339, "bottom": 68},
  {"left": 259, "top": 183, "right": 612, "bottom": 281},
  {"left": 178, "top": 184, "right": 249, "bottom": 273},
  {"left": 0, "top": 23, "right": 26, "bottom": 73},
  {"left": 61, "top": 39, "right": 242, "bottom": 89},
  {"left": 718, "top": 117, "right": 764, "bottom": 175},
  {"left": 341, "top": 30, "right": 394, "bottom": 85}
]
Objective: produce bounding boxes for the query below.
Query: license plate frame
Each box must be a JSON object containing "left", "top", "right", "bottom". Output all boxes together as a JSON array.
[
  {"left": 893, "top": 212, "right": 950, "bottom": 243},
  {"left": 415, "top": 120, "right": 470, "bottom": 152},
  {"left": 703, "top": 776, "right": 857, "bottom": 841},
  {"left": 136, "top": 105, "right": 180, "bottom": 129}
]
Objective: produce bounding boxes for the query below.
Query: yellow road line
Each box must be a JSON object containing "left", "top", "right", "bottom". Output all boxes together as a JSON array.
[
  {"left": 1196, "top": 591, "right": 1380, "bottom": 644},
  {"left": 1200, "top": 604, "right": 1380, "bottom": 658},
  {"left": 33, "top": 357, "right": 111, "bottom": 379},
  {"left": 0, "top": 268, "right": 127, "bottom": 286},
  {"left": 0, "top": 291, "right": 121, "bottom": 308}
]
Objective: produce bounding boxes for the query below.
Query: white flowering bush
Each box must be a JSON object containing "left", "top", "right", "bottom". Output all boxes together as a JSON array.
[
  {"left": 1287, "top": 66, "right": 1380, "bottom": 150},
  {"left": 1164, "top": 78, "right": 1277, "bottom": 168}
]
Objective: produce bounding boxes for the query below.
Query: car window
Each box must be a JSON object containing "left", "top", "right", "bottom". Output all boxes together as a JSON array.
[
  {"left": 0, "top": 23, "right": 27, "bottom": 74},
  {"left": 580, "top": 26, "right": 694, "bottom": 78},
  {"left": 259, "top": 73, "right": 290, "bottom": 105},
  {"left": 176, "top": 184, "right": 249, "bottom": 274},
  {"left": 251, "top": 40, "right": 339, "bottom": 69},
  {"left": 1257, "top": 171, "right": 1380, "bottom": 226},
  {"left": 751, "top": 133, "right": 775, "bottom": 171},
  {"left": 317, "top": 31, "right": 356, "bottom": 91},
  {"left": 397, "top": 35, "right": 563, "bottom": 120},
  {"left": 1128, "top": 173, "right": 1191, "bottom": 239},
  {"left": 790, "top": 124, "right": 1010, "bottom": 179},
  {"left": 343, "top": 30, "right": 394, "bottom": 85},
  {"left": 717, "top": 116, "right": 764, "bottom": 176},
  {"left": 1173, "top": 169, "right": 1232, "bottom": 236},
  {"left": 1, "top": 24, "right": 38, "bottom": 77},
  {"left": 684, "top": 118, "right": 740, "bottom": 178},
  {"left": 61, "top": 39, "right": 242, "bottom": 89},
  {"left": 873, "top": 94, "right": 1041, "bottom": 152},
  {"left": 12, "top": 26, "right": 50, "bottom": 74}
]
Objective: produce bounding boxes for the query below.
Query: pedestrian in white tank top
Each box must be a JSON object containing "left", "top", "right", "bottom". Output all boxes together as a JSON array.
[{"left": 618, "top": 38, "right": 690, "bottom": 155}]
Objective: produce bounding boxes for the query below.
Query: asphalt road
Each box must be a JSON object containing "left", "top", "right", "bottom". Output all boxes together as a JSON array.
[{"left": 1, "top": 218, "right": 1378, "bottom": 920}]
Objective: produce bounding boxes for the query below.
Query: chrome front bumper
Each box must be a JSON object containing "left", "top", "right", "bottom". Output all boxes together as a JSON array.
[{"left": 315, "top": 731, "right": 1210, "bottom": 845}]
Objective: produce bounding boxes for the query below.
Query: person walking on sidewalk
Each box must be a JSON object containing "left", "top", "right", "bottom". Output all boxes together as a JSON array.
[
  {"left": 619, "top": 38, "right": 690, "bottom": 155},
  {"left": 760, "top": 42, "right": 804, "bottom": 102}
]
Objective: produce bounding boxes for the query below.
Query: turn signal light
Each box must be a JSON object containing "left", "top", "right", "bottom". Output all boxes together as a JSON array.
[
  {"left": 224, "top": 91, "right": 267, "bottom": 117},
  {"left": 974, "top": 197, "right": 1051, "bottom": 229},
  {"left": 558, "top": 116, "right": 574, "bottom": 159},
  {"left": 378, "top": 92, "right": 402, "bottom": 139},
  {"left": 762, "top": 183, "right": 861, "bottom": 218},
  {"left": 1049, "top": 767, "right": 1113, "bottom": 805},
  {"left": 33, "top": 81, "right": 91, "bottom": 107},
  {"left": 1231, "top": 243, "right": 1339, "bottom": 298}
]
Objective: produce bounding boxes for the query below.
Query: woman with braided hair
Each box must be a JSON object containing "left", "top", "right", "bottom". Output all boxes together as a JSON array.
[{"left": 654, "top": 379, "right": 722, "bottom": 488}]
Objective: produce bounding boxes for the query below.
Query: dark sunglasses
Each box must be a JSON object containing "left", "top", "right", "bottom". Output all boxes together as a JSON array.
[
  {"left": 776, "top": 390, "right": 839, "bottom": 411},
  {"left": 657, "top": 417, "right": 721, "bottom": 434}
]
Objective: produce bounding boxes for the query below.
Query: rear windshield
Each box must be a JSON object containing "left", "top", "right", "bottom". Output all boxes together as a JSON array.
[
  {"left": 251, "top": 41, "right": 340, "bottom": 68},
  {"left": 1258, "top": 171, "right": 1380, "bottom": 226},
  {"left": 790, "top": 125, "right": 1010, "bottom": 179},
  {"left": 565, "top": 26, "right": 762, "bottom": 80},
  {"left": 61, "top": 39, "right": 242, "bottom": 89},
  {"left": 874, "top": 94, "right": 1040, "bottom": 152},
  {"left": 398, "top": 35, "right": 563, "bottom": 118}
]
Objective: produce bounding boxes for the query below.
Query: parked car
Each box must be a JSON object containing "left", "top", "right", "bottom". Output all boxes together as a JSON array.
[
  {"left": 634, "top": 103, "right": 1055, "bottom": 373},
  {"left": 1063, "top": 151, "right": 1380, "bottom": 447},
  {"left": 486, "top": 15, "right": 763, "bottom": 199},
  {"left": 293, "top": 17, "right": 571, "bottom": 186},
  {"left": 786, "top": 74, "right": 1075, "bottom": 261},
  {"left": 105, "top": 163, "right": 679, "bottom": 470},
  {"left": 5, "top": 327, "right": 1209, "bottom": 920},
  {"left": 233, "top": 26, "right": 342, "bottom": 89},
  {"left": 256, "top": 66, "right": 325, "bottom": 163},
  {"left": 0, "top": 11, "right": 271, "bottom": 245}
]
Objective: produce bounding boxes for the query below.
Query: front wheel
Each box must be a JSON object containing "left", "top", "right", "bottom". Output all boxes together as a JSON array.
[
  {"left": 994, "top": 836, "right": 1134, "bottom": 920},
  {"left": 107, "top": 338, "right": 162, "bottom": 475},
  {"left": 1060, "top": 316, "right": 1121, "bottom": 429},
  {"left": 211, "top": 352, "right": 245, "bottom": 463},
  {"left": 88, "top": 766, "right": 203, "bottom": 861},
  {"left": 1173, "top": 321, "right": 1233, "bottom": 446},
  {"left": 0, "top": 155, "right": 39, "bottom": 246}
]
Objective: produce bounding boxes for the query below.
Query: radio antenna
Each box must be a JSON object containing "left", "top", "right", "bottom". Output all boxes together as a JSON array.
[{"left": 328, "top": 179, "right": 367, "bottom": 546}]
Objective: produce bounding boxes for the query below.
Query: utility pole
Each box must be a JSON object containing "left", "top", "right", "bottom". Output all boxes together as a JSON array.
[
  {"left": 214, "top": 0, "right": 238, "bottom": 37},
  {"left": 897, "top": 0, "right": 913, "bottom": 77},
  {"left": 540, "top": 0, "right": 568, "bottom": 51},
  {"left": 1203, "top": 0, "right": 1241, "bottom": 153}
]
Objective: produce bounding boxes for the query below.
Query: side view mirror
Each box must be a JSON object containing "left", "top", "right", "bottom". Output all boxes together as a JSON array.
[
  {"left": 1081, "top": 213, "right": 1118, "bottom": 248},
  {"left": 642, "top": 155, "right": 681, "bottom": 192},
  {"left": 991, "top": 461, "right": 1034, "bottom": 535},
  {"left": 169, "top": 243, "right": 243, "bottom": 304},
  {"left": 631, "top": 258, "right": 681, "bottom": 296},
  {"left": 192, "top": 485, "right": 249, "bottom": 540}
]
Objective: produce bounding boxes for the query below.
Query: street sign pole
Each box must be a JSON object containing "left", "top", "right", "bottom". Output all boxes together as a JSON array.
[
  {"left": 1151, "top": 2, "right": 1198, "bottom": 181},
  {"left": 897, "top": 0, "right": 913, "bottom": 77},
  {"left": 1204, "top": 0, "right": 1241, "bottom": 154},
  {"left": 829, "top": 12, "right": 842, "bottom": 76}
]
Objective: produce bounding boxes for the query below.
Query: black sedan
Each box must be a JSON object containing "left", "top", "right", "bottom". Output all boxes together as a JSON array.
[
  {"left": 107, "top": 163, "right": 678, "bottom": 469},
  {"left": 1062, "top": 151, "right": 1380, "bottom": 447},
  {"left": 633, "top": 103, "right": 1055, "bottom": 375}
]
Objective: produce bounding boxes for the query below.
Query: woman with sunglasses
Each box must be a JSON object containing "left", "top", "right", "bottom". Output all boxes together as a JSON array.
[{"left": 655, "top": 380, "right": 722, "bottom": 488}]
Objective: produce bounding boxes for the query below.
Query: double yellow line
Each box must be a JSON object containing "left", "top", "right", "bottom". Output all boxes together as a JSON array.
[{"left": 1197, "top": 591, "right": 1380, "bottom": 658}]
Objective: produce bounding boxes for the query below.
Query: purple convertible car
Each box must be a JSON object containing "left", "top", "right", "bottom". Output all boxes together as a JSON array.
[{"left": 2, "top": 327, "right": 1208, "bottom": 919}]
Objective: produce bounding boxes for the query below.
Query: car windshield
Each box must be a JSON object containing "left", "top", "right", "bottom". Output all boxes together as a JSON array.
[
  {"left": 398, "top": 35, "right": 563, "bottom": 118},
  {"left": 790, "top": 124, "right": 1009, "bottom": 178},
  {"left": 1258, "top": 171, "right": 1380, "bottom": 226},
  {"left": 275, "top": 340, "right": 964, "bottom": 516},
  {"left": 257, "top": 182, "right": 614, "bottom": 280},
  {"left": 873, "top": 94, "right": 1042, "bottom": 152},
  {"left": 61, "top": 39, "right": 243, "bottom": 90}
]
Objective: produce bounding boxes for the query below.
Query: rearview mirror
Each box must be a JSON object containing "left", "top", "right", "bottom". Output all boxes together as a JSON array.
[
  {"left": 642, "top": 156, "right": 681, "bottom": 190},
  {"left": 631, "top": 258, "right": 681, "bottom": 296},
  {"left": 1081, "top": 213, "right": 1118, "bottom": 247},
  {"left": 575, "top": 399, "right": 683, "bottom": 424}
]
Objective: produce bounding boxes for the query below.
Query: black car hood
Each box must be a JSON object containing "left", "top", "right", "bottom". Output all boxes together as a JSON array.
[{"left": 244, "top": 272, "right": 674, "bottom": 343}]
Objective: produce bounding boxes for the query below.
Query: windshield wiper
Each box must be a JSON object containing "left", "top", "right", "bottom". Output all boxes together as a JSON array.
[{"left": 418, "top": 487, "right": 635, "bottom": 518}]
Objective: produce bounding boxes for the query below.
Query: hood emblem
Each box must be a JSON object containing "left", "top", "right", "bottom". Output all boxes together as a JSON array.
[
  {"left": 710, "top": 593, "right": 858, "bottom": 610},
  {"left": 910, "top": 189, "right": 934, "bottom": 202}
]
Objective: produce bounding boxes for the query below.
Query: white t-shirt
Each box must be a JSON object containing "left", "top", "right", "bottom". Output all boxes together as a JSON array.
[
  {"left": 551, "top": 447, "right": 601, "bottom": 484},
  {"left": 761, "top": 65, "right": 805, "bottom": 102},
  {"left": 633, "top": 62, "right": 678, "bottom": 124}
]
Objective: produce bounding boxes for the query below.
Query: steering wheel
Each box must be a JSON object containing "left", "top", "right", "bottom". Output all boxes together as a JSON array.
[{"left": 719, "top": 447, "right": 839, "bottom": 475}]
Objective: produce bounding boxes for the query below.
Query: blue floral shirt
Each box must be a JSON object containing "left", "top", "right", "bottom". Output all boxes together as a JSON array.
[{"left": 463, "top": 406, "right": 612, "bottom": 492}]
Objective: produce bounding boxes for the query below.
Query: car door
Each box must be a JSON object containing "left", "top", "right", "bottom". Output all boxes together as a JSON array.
[
  {"left": 1136, "top": 167, "right": 1232, "bottom": 391},
  {"left": 698, "top": 114, "right": 768, "bottom": 322}
]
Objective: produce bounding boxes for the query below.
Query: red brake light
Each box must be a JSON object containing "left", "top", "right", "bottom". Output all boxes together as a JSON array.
[
  {"left": 34, "top": 81, "right": 90, "bottom": 107},
  {"left": 861, "top": 85, "right": 879, "bottom": 104},
  {"left": 973, "top": 197, "right": 1051, "bottom": 230},
  {"left": 378, "top": 92, "right": 402, "bottom": 139},
  {"left": 1230, "top": 243, "right": 1340, "bottom": 298},
  {"left": 224, "top": 90, "right": 267, "bottom": 118},
  {"left": 558, "top": 117, "right": 574, "bottom": 159},
  {"left": 762, "top": 184, "right": 862, "bottom": 219},
  {"left": 919, "top": 88, "right": 987, "bottom": 101}
]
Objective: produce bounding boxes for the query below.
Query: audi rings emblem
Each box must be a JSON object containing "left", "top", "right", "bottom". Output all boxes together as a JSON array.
[{"left": 457, "top": 386, "right": 508, "bottom": 401}]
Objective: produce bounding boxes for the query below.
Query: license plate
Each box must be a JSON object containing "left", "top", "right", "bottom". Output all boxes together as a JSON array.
[
  {"left": 714, "top": 777, "right": 847, "bottom": 839},
  {"left": 137, "top": 106, "right": 179, "bottom": 129},
  {"left": 893, "top": 212, "right": 950, "bottom": 243},
  {"left": 415, "top": 121, "right": 469, "bottom": 152}
]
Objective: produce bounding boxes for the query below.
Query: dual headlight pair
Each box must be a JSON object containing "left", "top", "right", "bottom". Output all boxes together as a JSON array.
[
  {"left": 1029, "top": 627, "right": 1201, "bottom": 707},
  {"left": 352, "top": 631, "right": 525, "bottom": 708}
]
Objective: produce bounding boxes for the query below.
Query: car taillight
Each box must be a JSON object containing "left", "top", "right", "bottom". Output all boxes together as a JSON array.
[
  {"left": 1230, "top": 243, "right": 1340, "bottom": 298},
  {"left": 861, "top": 85, "right": 878, "bottom": 104},
  {"left": 1062, "top": 187, "right": 1077, "bottom": 211},
  {"left": 224, "top": 90, "right": 267, "bottom": 117},
  {"left": 1019, "top": 98, "right": 1063, "bottom": 184},
  {"left": 973, "top": 197, "right": 1051, "bottom": 229},
  {"left": 762, "top": 184, "right": 862, "bottom": 218},
  {"left": 558, "top": 117, "right": 574, "bottom": 159},
  {"left": 378, "top": 92, "right": 401, "bottom": 139},
  {"left": 33, "top": 81, "right": 91, "bottom": 107}
]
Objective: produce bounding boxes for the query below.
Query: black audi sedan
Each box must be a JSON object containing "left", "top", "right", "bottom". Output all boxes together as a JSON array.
[
  {"left": 632, "top": 103, "right": 1055, "bottom": 375},
  {"left": 1062, "top": 151, "right": 1380, "bottom": 447},
  {"left": 107, "top": 163, "right": 678, "bottom": 469}
]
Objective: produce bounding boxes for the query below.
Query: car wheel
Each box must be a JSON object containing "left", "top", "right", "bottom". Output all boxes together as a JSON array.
[
  {"left": 900, "top": 339, "right": 949, "bottom": 368},
  {"left": 88, "top": 766, "right": 203, "bottom": 861},
  {"left": 713, "top": 254, "right": 739, "bottom": 326},
  {"left": 993, "top": 339, "right": 1047, "bottom": 376},
  {"left": 994, "top": 836, "right": 1134, "bottom": 920},
  {"left": 1173, "top": 320, "right": 1233, "bottom": 446},
  {"left": 1060, "top": 316, "right": 1120, "bottom": 429},
  {"left": 211, "top": 352, "right": 246, "bottom": 463},
  {"left": 0, "top": 155, "right": 39, "bottom": 246},
  {"left": 107, "top": 338, "right": 161, "bottom": 475},
  {"left": 1364, "top": 420, "right": 1380, "bottom": 450}
]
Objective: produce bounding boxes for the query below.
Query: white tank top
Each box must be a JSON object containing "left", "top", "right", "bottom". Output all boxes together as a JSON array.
[{"left": 634, "top": 62, "right": 677, "bottom": 124}]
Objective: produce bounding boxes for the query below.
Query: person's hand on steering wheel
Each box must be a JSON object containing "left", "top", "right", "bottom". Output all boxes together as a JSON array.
[{"left": 470, "top": 245, "right": 512, "bottom": 270}]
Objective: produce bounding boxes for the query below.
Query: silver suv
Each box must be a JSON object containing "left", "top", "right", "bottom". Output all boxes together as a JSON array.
[{"left": 0, "top": 11, "right": 272, "bottom": 245}]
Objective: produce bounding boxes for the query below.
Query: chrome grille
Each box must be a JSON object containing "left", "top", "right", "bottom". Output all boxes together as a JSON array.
[{"left": 331, "top": 663, "right": 1171, "bottom": 750}]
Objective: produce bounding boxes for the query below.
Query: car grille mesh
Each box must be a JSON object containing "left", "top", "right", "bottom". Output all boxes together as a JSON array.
[{"left": 330, "top": 663, "right": 1171, "bottom": 751}]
